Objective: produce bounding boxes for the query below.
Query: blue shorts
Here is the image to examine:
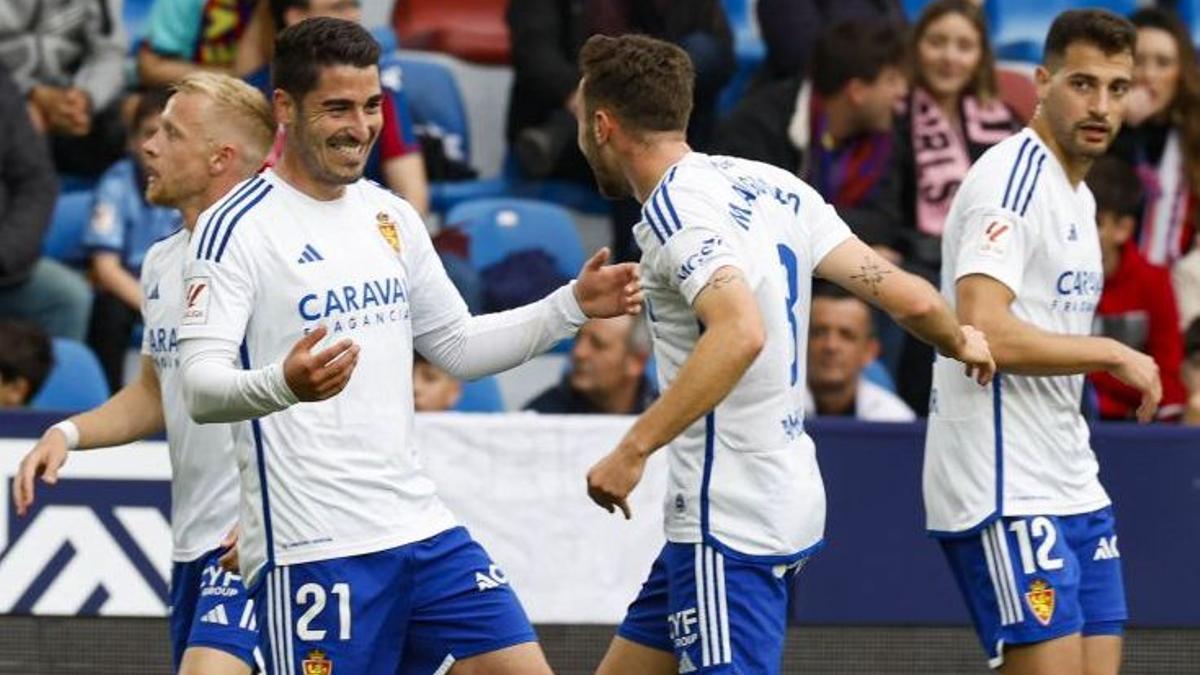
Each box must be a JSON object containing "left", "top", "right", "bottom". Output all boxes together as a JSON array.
[
  {"left": 254, "top": 526, "right": 537, "bottom": 675},
  {"left": 618, "top": 542, "right": 805, "bottom": 674},
  {"left": 169, "top": 547, "right": 261, "bottom": 671},
  {"left": 940, "top": 506, "right": 1127, "bottom": 669}
]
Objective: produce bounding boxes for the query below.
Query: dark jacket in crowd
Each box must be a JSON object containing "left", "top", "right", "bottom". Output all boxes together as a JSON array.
[
  {"left": 525, "top": 375, "right": 657, "bottom": 415},
  {"left": 0, "top": 70, "right": 59, "bottom": 288},
  {"left": 757, "top": 0, "right": 905, "bottom": 81}
]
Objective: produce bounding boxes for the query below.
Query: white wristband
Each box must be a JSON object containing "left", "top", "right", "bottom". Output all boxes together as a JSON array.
[{"left": 50, "top": 420, "right": 80, "bottom": 450}]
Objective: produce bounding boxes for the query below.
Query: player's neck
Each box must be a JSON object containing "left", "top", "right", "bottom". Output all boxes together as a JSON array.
[
  {"left": 274, "top": 149, "right": 346, "bottom": 201},
  {"left": 1031, "top": 116, "right": 1092, "bottom": 186},
  {"left": 628, "top": 136, "right": 691, "bottom": 204},
  {"left": 183, "top": 173, "right": 252, "bottom": 232}
]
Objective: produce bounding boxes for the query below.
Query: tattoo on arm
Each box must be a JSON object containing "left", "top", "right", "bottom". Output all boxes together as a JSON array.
[
  {"left": 849, "top": 257, "right": 893, "bottom": 297},
  {"left": 703, "top": 267, "right": 742, "bottom": 294}
]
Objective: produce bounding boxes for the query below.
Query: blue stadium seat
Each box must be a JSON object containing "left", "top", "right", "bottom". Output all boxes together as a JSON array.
[
  {"left": 1177, "top": 1, "right": 1200, "bottom": 46},
  {"left": 718, "top": 0, "right": 766, "bottom": 113},
  {"left": 42, "top": 191, "right": 92, "bottom": 266},
  {"left": 370, "top": 25, "right": 399, "bottom": 55},
  {"left": 454, "top": 375, "right": 504, "bottom": 412},
  {"left": 30, "top": 339, "right": 111, "bottom": 411},
  {"left": 862, "top": 359, "right": 897, "bottom": 393},
  {"left": 986, "top": 0, "right": 1138, "bottom": 63},
  {"left": 122, "top": 0, "right": 156, "bottom": 50},
  {"left": 381, "top": 53, "right": 471, "bottom": 163},
  {"left": 445, "top": 198, "right": 586, "bottom": 279},
  {"left": 902, "top": 0, "right": 934, "bottom": 21}
]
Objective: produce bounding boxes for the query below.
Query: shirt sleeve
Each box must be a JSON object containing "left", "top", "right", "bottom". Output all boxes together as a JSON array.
[
  {"left": 83, "top": 168, "right": 128, "bottom": 255},
  {"left": 395, "top": 199, "right": 470, "bottom": 337},
  {"left": 952, "top": 205, "right": 1032, "bottom": 297},
  {"left": 177, "top": 211, "right": 258, "bottom": 345},
  {"left": 806, "top": 197, "right": 854, "bottom": 269},
  {"left": 648, "top": 181, "right": 754, "bottom": 305},
  {"left": 147, "top": 0, "right": 203, "bottom": 59}
]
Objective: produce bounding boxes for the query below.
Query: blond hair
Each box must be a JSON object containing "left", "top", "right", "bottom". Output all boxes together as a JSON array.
[{"left": 172, "top": 72, "right": 276, "bottom": 168}]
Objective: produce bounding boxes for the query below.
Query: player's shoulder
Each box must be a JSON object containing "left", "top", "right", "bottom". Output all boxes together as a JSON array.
[
  {"left": 357, "top": 178, "right": 427, "bottom": 234},
  {"left": 961, "top": 128, "right": 1052, "bottom": 217},
  {"left": 191, "top": 173, "right": 278, "bottom": 264}
]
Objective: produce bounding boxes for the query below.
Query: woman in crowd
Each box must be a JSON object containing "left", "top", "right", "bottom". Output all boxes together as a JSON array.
[
  {"left": 888, "top": 0, "right": 1020, "bottom": 414},
  {"left": 1110, "top": 7, "right": 1200, "bottom": 270}
]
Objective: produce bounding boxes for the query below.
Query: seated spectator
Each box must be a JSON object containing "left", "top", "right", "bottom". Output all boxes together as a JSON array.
[
  {"left": 0, "top": 320, "right": 54, "bottom": 408},
  {"left": 714, "top": 18, "right": 908, "bottom": 250},
  {"left": 237, "top": 0, "right": 430, "bottom": 215},
  {"left": 804, "top": 281, "right": 915, "bottom": 421},
  {"left": 1183, "top": 318, "right": 1200, "bottom": 425},
  {"left": 85, "top": 90, "right": 182, "bottom": 391},
  {"left": 0, "top": 0, "right": 128, "bottom": 175},
  {"left": 0, "top": 69, "right": 91, "bottom": 341},
  {"left": 756, "top": 0, "right": 906, "bottom": 85},
  {"left": 887, "top": 0, "right": 1020, "bottom": 415},
  {"left": 413, "top": 353, "right": 462, "bottom": 412},
  {"left": 525, "top": 315, "right": 656, "bottom": 414},
  {"left": 507, "top": 0, "right": 733, "bottom": 262},
  {"left": 1174, "top": 234, "right": 1200, "bottom": 328},
  {"left": 138, "top": 0, "right": 259, "bottom": 88},
  {"left": 1109, "top": 7, "right": 1199, "bottom": 269},
  {"left": 1087, "top": 157, "right": 1187, "bottom": 421}
]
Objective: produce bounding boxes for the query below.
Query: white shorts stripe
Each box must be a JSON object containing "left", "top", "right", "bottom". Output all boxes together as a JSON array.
[
  {"left": 283, "top": 567, "right": 296, "bottom": 675},
  {"left": 266, "top": 572, "right": 280, "bottom": 675},
  {"left": 992, "top": 523, "right": 1025, "bottom": 623},
  {"left": 276, "top": 570, "right": 289, "bottom": 675},
  {"left": 432, "top": 654, "right": 456, "bottom": 675},
  {"left": 693, "top": 544, "right": 710, "bottom": 667},
  {"left": 981, "top": 527, "right": 1013, "bottom": 625},
  {"left": 703, "top": 546, "right": 721, "bottom": 665},
  {"left": 715, "top": 551, "right": 731, "bottom": 664}
]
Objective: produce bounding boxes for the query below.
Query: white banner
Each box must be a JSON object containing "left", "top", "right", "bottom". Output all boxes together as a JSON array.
[{"left": 0, "top": 413, "right": 668, "bottom": 623}]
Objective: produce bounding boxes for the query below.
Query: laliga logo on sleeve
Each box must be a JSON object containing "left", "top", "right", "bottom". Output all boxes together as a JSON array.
[
  {"left": 977, "top": 219, "right": 1012, "bottom": 259},
  {"left": 182, "top": 277, "right": 211, "bottom": 326}
]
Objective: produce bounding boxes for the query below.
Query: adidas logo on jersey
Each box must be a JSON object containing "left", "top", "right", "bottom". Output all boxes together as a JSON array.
[
  {"left": 678, "top": 651, "right": 697, "bottom": 673},
  {"left": 297, "top": 244, "right": 325, "bottom": 264},
  {"left": 147, "top": 283, "right": 160, "bottom": 300},
  {"left": 475, "top": 563, "right": 509, "bottom": 591},
  {"left": 1093, "top": 535, "right": 1120, "bottom": 561}
]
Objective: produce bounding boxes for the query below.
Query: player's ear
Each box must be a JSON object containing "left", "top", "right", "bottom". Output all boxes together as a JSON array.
[
  {"left": 1034, "top": 65, "right": 1052, "bottom": 101},
  {"left": 209, "top": 142, "right": 237, "bottom": 175},
  {"left": 593, "top": 108, "right": 613, "bottom": 145},
  {"left": 273, "top": 89, "right": 294, "bottom": 127}
]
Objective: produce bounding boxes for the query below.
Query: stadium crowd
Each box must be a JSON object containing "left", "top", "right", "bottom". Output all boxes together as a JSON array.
[{"left": 0, "top": 0, "right": 1197, "bottom": 425}]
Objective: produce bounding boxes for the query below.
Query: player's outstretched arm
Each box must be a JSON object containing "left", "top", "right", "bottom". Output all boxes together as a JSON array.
[
  {"left": 12, "top": 356, "right": 166, "bottom": 517},
  {"left": 586, "top": 266, "right": 763, "bottom": 519},
  {"left": 816, "top": 236, "right": 995, "bottom": 385},
  {"left": 414, "top": 247, "right": 642, "bottom": 380},
  {"left": 957, "top": 274, "right": 1162, "bottom": 421},
  {"left": 179, "top": 325, "right": 356, "bottom": 424}
]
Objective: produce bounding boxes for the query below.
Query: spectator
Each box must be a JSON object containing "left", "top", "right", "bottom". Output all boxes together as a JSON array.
[
  {"left": 507, "top": 0, "right": 733, "bottom": 262},
  {"left": 756, "top": 0, "right": 906, "bottom": 85},
  {"left": 85, "top": 89, "right": 182, "bottom": 391},
  {"left": 0, "top": 69, "right": 91, "bottom": 341},
  {"left": 714, "top": 19, "right": 908, "bottom": 250},
  {"left": 1086, "top": 156, "right": 1187, "bottom": 421},
  {"left": 0, "top": 0, "right": 128, "bottom": 175},
  {"left": 1109, "top": 7, "right": 1200, "bottom": 268},
  {"left": 1183, "top": 318, "right": 1200, "bottom": 425},
  {"left": 805, "top": 281, "right": 915, "bottom": 421},
  {"left": 138, "top": 0, "right": 259, "bottom": 88},
  {"left": 1174, "top": 235, "right": 1200, "bottom": 328},
  {"left": 887, "top": 0, "right": 1020, "bottom": 415},
  {"left": 413, "top": 352, "right": 462, "bottom": 412},
  {"left": 525, "top": 315, "right": 656, "bottom": 414},
  {"left": 0, "top": 320, "right": 54, "bottom": 408},
  {"left": 235, "top": 0, "right": 430, "bottom": 215}
]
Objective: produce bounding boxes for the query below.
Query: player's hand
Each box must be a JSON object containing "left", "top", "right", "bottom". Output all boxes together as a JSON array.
[
  {"left": 950, "top": 325, "right": 995, "bottom": 386},
  {"left": 586, "top": 441, "right": 648, "bottom": 520},
  {"left": 283, "top": 325, "right": 361, "bottom": 402},
  {"left": 218, "top": 524, "right": 240, "bottom": 573},
  {"left": 12, "top": 427, "right": 71, "bottom": 517},
  {"left": 1110, "top": 345, "right": 1161, "bottom": 423},
  {"left": 574, "top": 247, "right": 643, "bottom": 318}
]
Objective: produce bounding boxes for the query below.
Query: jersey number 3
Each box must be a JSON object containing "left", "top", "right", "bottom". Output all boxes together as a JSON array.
[{"left": 777, "top": 244, "right": 800, "bottom": 386}]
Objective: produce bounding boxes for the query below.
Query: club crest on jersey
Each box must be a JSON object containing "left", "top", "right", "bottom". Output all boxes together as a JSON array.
[
  {"left": 302, "top": 649, "right": 332, "bottom": 675},
  {"left": 1025, "top": 578, "right": 1055, "bottom": 626},
  {"left": 377, "top": 211, "right": 402, "bottom": 254}
]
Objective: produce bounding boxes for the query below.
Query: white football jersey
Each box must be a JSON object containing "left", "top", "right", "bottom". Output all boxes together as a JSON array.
[
  {"left": 140, "top": 229, "right": 240, "bottom": 562},
  {"left": 178, "top": 169, "right": 461, "bottom": 585},
  {"left": 925, "top": 128, "right": 1111, "bottom": 534},
  {"left": 637, "top": 152, "right": 852, "bottom": 561}
]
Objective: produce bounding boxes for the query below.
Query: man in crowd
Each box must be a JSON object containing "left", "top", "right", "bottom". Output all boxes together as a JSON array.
[
  {"left": 0, "top": 320, "right": 54, "bottom": 408},
  {"left": 526, "top": 315, "right": 656, "bottom": 414}
]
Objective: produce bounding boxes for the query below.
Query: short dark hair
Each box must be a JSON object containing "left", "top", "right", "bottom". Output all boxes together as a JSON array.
[
  {"left": 811, "top": 19, "right": 907, "bottom": 97},
  {"left": 1086, "top": 156, "right": 1143, "bottom": 218},
  {"left": 1185, "top": 318, "right": 1200, "bottom": 358},
  {"left": 1043, "top": 9, "right": 1136, "bottom": 68},
  {"left": 269, "top": 0, "right": 305, "bottom": 30},
  {"left": 132, "top": 88, "right": 172, "bottom": 131},
  {"left": 0, "top": 320, "right": 54, "bottom": 404},
  {"left": 272, "top": 17, "right": 380, "bottom": 101},
  {"left": 578, "top": 34, "right": 694, "bottom": 135}
]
